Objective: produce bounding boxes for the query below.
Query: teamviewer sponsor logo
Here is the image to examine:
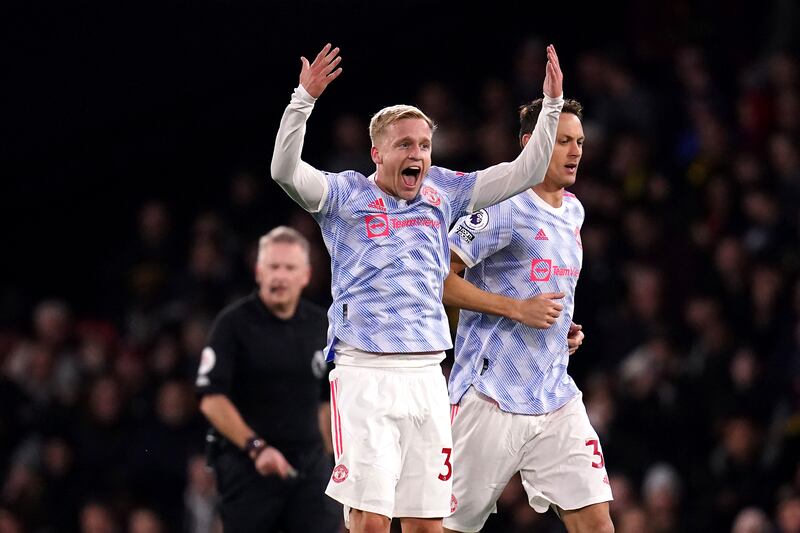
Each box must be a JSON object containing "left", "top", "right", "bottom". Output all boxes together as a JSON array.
[
  {"left": 530, "top": 259, "right": 581, "bottom": 281},
  {"left": 530, "top": 259, "right": 552, "bottom": 281},
  {"left": 365, "top": 214, "right": 389, "bottom": 238}
]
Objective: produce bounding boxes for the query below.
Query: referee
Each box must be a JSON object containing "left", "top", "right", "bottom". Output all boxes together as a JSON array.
[{"left": 196, "top": 226, "right": 341, "bottom": 532}]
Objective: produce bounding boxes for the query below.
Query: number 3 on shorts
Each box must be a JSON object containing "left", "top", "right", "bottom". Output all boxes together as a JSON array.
[
  {"left": 585, "top": 439, "right": 605, "bottom": 469},
  {"left": 438, "top": 447, "right": 452, "bottom": 481}
]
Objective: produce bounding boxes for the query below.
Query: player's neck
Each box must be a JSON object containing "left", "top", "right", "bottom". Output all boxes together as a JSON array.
[{"left": 532, "top": 183, "right": 564, "bottom": 208}]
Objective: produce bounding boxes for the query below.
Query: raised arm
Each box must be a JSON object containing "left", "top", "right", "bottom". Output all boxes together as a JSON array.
[
  {"left": 443, "top": 251, "right": 564, "bottom": 329},
  {"left": 468, "top": 44, "right": 564, "bottom": 212},
  {"left": 270, "top": 44, "right": 343, "bottom": 212}
]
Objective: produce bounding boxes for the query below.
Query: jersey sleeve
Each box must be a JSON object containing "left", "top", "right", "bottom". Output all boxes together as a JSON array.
[
  {"left": 448, "top": 201, "right": 513, "bottom": 267},
  {"left": 195, "top": 311, "right": 238, "bottom": 397},
  {"left": 313, "top": 171, "right": 361, "bottom": 220}
]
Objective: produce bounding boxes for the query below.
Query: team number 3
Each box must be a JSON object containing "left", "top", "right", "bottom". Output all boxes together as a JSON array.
[
  {"left": 438, "top": 447, "right": 452, "bottom": 481},
  {"left": 585, "top": 439, "right": 605, "bottom": 469}
]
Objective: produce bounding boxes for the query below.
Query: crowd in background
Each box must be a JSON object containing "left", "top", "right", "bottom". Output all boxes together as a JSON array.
[{"left": 3, "top": 26, "right": 800, "bottom": 533}]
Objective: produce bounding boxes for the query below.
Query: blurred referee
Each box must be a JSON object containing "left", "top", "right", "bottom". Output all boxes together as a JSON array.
[{"left": 196, "top": 226, "right": 341, "bottom": 532}]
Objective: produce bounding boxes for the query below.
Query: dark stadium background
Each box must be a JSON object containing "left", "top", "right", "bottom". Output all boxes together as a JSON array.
[{"left": 3, "top": 0, "right": 768, "bottom": 320}]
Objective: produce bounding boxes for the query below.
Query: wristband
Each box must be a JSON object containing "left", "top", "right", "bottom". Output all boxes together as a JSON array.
[{"left": 244, "top": 436, "right": 267, "bottom": 460}]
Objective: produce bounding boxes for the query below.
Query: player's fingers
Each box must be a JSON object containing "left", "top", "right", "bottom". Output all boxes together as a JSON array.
[
  {"left": 300, "top": 57, "right": 310, "bottom": 71},
  {"left": 552, "top": 303, "right": 564, "bottom": 311},
  {"left": 323, "top": 46, "right": 340, "bottom": 64},
  {"left": 323, "top": 55, "right": 342, "bottom": 74},
  {"left": 541, "top": 292, "right": 565, "bottom": 300},
  {"left": 314, "top": 43, "right": 332, "bottom": 64},
  {"left": 549, "top": 44, "right": 561, "bottom": 69},
  {"left": 327, "top": 67, "right": 343, "bottom": 81}
]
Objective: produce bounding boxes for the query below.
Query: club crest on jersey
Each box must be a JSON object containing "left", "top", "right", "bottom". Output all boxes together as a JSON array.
[
  {"left": 464, "top": 209, "right": 489, "bottom": 232},
  {"left": 365, "top": 214, "right": 390, "bottom": 238},
  {"left": 530, "top": 259, "right": 552, "bottom": 281},
  {"left": 421, "top": 186, "right": 441, "bottom": 206},
  {"left": 451, "top": 494, "right": 458, "bottom": 513},
  {"left": 332, "top": 464, "right": 348, "bottom": 483}
]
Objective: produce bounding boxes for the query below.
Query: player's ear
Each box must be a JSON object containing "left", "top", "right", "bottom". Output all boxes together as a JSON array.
[
  {"left": 521, "top": 133, "right": 532, "bottom": 148},
  {"left": 370, "top": 146, "right": 382, "bottom": 165}
]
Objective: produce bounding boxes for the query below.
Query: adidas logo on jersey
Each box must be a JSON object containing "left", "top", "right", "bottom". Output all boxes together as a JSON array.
[
  {"left": 368, "top": 197, "right": 387, "bottom": 212},
  {"left": 535, "top": 228, "right": 548, "bottom": 240}
]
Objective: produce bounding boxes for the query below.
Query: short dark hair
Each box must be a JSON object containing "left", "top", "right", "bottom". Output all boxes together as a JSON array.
[{"left": 519, "top": 98, "right": 584, "bottom": 140}]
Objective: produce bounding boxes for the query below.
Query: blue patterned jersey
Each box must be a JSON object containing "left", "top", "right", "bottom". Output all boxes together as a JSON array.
[
  {"left": 448, "top": 189, "right": 584, "bottom": 414},
  {"left": 313, "top": 167, "right": 478, "bottom": 359}
]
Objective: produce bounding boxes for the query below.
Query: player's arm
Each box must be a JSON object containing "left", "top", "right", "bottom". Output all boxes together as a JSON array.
[
  {"left": 270, "top": 43, "right": 343, "bottom": 213},
  {"left": 443, "top": 251, "right": 564, "bottom": 329},
  {"left": 468, "top": 45, "right": 564, "bottom": 212}
]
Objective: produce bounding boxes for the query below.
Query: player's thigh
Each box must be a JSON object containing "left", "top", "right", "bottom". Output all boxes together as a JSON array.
[
  {"left": 394, "top": 367, "right": 453, "bottom": 519},
  {"left": 443, "top": 388, "right": 520, "bottom": 532},
  {"left": 519, "top": 394, "right": 612, "bottom": 513},
  {"left": 325, "top": 365, "right": 404, "bottom": 517}
]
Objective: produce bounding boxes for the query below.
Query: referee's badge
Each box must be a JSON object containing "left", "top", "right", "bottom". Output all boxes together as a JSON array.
[
  {"left": 195, "top": 346, "right": 216, "bottom": 387},
  {"left": 311, "top": 350, "right": 327, "bottom": 378}
]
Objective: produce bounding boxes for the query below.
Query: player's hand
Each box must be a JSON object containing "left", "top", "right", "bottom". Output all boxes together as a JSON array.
[
  {"left": 567, "top": 322, "right": 584, "bottom": 355},
  {"left": 542, "top": 44, "right": 563, "bottom": 99},
  {"left": 254, "top": 446, "right": 298, "bottom": 479},
  {"left": 514, "top": 292, "right": 564, "bottom": 329},
  {"left": 300, "top": 43, "right": 343, "bottom": 99}
]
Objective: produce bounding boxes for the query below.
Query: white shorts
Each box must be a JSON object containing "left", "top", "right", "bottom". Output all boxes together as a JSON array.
[
  {"left": 443, "top": 387, "right": 613, "bottom": 532},
  {"left": 325, "top": 364, "right": 454, "bottom": 525}
]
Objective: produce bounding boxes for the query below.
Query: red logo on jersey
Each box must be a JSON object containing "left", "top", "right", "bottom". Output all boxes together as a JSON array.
[
  {"left": 332, "top": 464, "right": 349, "bottom": 483},
  {"left": 368, "top": 197, "right": 387, "bottom": 212},
  {"left": 450, "top": 494, "right": 458, "bottom": 513},
  {"left": 421, "top": 186, "right": 441, "bottom": 206},
  {"left": 455, "top": 171, "right": 465, "bottom": 176},
  {"left": 530, "top": 259, "right": 552, "bottom": 281},
  {"left": 365, "top": 214, "right": 390, "bottom": 238},
  {"left": 535, "top": 228, "right": 549, "bottom": 240}
]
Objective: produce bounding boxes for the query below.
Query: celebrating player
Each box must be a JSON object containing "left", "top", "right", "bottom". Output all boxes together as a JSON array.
[
  {"left": 442, "top": 98, "right": 614, "bottom": 533},
  {"left": 270, "top": 43, "right": 564, "bottom": 533}
]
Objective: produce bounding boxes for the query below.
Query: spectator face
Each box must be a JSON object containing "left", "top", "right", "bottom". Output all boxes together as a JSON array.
[{"left": 256, "top": 242, "right": 310, "bottom": 312}]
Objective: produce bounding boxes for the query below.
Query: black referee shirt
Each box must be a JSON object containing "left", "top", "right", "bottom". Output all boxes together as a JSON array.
[{"left": 196, "top": 293, "right": 330, "bottom": 452}]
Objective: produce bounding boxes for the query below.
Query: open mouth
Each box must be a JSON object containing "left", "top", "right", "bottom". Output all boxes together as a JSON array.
[
  {"left": 269, "top": 285, "right": 288, "bottom": 295},
  {"left": 565, "top": 163, "right": 578, "bottom": 174},
  {"left": 401, "top": 166, "right": 421, "bottom": 188}
]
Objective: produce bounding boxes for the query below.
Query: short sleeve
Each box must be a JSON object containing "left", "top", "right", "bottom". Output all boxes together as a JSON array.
[
  {"left": 195, "top": 311, "right": 238, "bottom": 396},
  {"left": 448, "top": 201, "right": 513, "bottom": 268}
]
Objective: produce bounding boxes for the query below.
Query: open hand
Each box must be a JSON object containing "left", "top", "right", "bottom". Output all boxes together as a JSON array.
[
  {"left": 542, "top": 44, "right": 563, "bottom": 99},
  {"left": 300, "top": 43, "right": 343, "bottom": 98}
]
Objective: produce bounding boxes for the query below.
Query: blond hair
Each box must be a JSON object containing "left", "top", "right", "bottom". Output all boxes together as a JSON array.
[
  {"left": 258, "top": 226, "right": 310, "bottom": 262},
  {"left": 369, "top": 105, "right": 436, "bottom": 145}
]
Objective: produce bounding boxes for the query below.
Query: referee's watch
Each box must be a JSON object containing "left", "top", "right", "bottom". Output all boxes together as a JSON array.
[{"left": 245, "top": 436, "right": 267, "bottom": 461}]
